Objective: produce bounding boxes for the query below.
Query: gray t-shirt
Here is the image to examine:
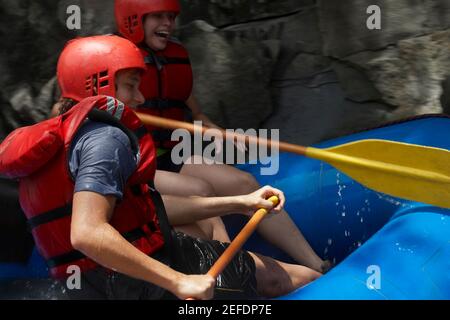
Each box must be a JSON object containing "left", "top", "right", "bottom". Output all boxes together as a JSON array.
[{"left": 69, "top": 121, "right": 138, "bottom": 199}]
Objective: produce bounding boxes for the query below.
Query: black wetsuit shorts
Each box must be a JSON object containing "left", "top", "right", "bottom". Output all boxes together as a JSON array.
[{"left": 64, "top": 232, "right": 257, "bottom": 300}]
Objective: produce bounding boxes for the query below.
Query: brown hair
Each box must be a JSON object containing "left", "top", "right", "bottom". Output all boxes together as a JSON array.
[
  {"left": 50, "top": 97, "right": 77, "bottom": 118},
  {"left": 50, "top": 81, "right": 102, "bottom": 118}
]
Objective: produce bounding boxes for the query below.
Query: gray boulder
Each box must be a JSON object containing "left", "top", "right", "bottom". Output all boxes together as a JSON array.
[
  {"left": 0, "top": 0, "right": 449, "bottom": 145},
  {"left": 177, "top": 21, "right": 276, "bottom": 129},
  {"left": 178, "top": 0, "right": 314, "bottom": 27}
]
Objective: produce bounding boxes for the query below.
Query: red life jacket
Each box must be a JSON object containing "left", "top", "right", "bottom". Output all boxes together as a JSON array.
[
  {"left": 0, "top": 96, "right": 165, "bottom": 278},
  {"left": 138, "top": 40, "right": 193, "bottom": 149}
]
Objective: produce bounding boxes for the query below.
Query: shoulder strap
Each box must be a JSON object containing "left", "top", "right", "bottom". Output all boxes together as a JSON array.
[
  {"left": 147, "top": 181, "right": 176, "bottom": 265},
  {"left": 87, "top": 108, "right": 144, "bottom": 156}
]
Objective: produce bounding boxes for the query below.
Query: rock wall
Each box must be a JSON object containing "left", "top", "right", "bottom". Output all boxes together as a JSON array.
[{"left": 0, "top": 0, "right": 449, "bottom": 145}]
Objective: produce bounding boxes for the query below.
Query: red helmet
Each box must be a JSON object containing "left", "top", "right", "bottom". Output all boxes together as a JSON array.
[
  {"left": 57, "top": 35, "right": 146, "bottom": 102},
  {"left": 115, "top": 0, "right": 181, "bottom": 44}
]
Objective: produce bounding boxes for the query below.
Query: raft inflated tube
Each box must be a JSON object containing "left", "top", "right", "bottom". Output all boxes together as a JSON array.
[{"left": 230, "top": 115, "right": 450, "bottom": 299}]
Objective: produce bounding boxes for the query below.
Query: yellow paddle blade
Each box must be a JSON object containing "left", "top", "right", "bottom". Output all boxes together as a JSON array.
[{"left": 305, "top": 139, "right": 450, "bottom": 209}]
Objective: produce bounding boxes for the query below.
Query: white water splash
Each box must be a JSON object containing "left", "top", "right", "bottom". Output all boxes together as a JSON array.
[{"left": 395, "top": 242, "right": 415, "bottom": 254}]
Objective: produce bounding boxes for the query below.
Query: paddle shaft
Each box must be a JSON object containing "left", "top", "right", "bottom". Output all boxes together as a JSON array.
[
  {"left": 136, "top": 113, "right": 400, "bottom": 174},
  {"left": 207, "top": 195, "right": 279, "bottom": 278},
  {"left": 136, "top": 112, "right": 308, "bottom": 155},
  {"left": 186, "top": 196, "right": 279, "bottom": 300}
]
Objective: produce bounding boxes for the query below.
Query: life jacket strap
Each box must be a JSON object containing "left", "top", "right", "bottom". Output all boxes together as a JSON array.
[
  {"left": 140, "top": 98, "right": 188, "bottom": 110},
  {"left": 46, "top": 221, "right": 159, "bottom": 269}
]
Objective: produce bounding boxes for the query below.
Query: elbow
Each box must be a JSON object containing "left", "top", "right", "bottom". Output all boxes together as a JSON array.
[{"left": 70, "top": 225, "right": 92, "bottom": 252}]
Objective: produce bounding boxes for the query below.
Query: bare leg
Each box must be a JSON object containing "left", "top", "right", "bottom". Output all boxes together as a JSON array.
[
  {"left": 155, "top": 170, "right": 230, "bottom": 242},
  {"left": 181, "top": 156, "right": 325, "bottom": 272},
  {"left": 248, "top": 251, "right": 321, "bottom": 298}
]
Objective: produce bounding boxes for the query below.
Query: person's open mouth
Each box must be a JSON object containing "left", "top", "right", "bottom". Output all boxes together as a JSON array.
[{"left": 155, "top": 31, "right": 169, "bottom": 39}]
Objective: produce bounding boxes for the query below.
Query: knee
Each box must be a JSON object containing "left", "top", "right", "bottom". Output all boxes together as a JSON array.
[
  {"left": 256, "top": 259, "right": 292, "bottom": 298},
  {"left": 191, "top": 179, "right": 216, "bottom": 197},
  {"left": 234, "top": 171, "right": 260, "bottom": 194},
  {"left": 266, "top": 266, "right": 321, "bottom": 298}
]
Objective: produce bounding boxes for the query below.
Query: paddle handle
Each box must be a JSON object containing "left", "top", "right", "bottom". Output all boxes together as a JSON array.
[
  {"left": 186, "top": 195, "right": 279, "bottom": 300},
  {"left": 136, "top": 113, "right": 308, "bottom": 156}
]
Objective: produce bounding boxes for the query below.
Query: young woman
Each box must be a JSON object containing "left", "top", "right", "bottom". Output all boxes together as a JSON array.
[
  {"left": 114, "top": 0, "right": 330, "bottom": 272},
  {"left": 5, "top": 34, "right": 321, "bottom": 299}
]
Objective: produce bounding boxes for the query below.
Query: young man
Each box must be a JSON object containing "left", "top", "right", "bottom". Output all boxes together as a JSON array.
[
  {"left": 114, "top": 0, "right": 330, "bottom": 273},
  {"left": 1, "top": 35, "right": 320, "bottom": 299}
]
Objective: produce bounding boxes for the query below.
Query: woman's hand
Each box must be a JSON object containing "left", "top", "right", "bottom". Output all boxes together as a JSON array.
[{"left": 239, "top": 185, "right": 285, "bottom": 216}]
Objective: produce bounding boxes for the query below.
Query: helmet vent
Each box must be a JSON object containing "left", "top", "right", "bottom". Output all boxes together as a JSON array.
[
  {"left": 92, "top": 74, "right": 98, "bottom": 95},
  {"left": 99, "top": 70, "right": 109, "bottom": 88},
  {"left": 85, "top": 70, "right": 109, "bottom": 95},
  {"left": 125, "top": 15, "right": 139, "bottom": 34},
  {"left": 85, "top": 76, "right": 93, "bottom": 93}
]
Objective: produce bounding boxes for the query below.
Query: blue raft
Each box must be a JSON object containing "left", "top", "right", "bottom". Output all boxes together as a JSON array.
[{"left": 1, "top": 115, "right": 449, "bottom": 299}]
